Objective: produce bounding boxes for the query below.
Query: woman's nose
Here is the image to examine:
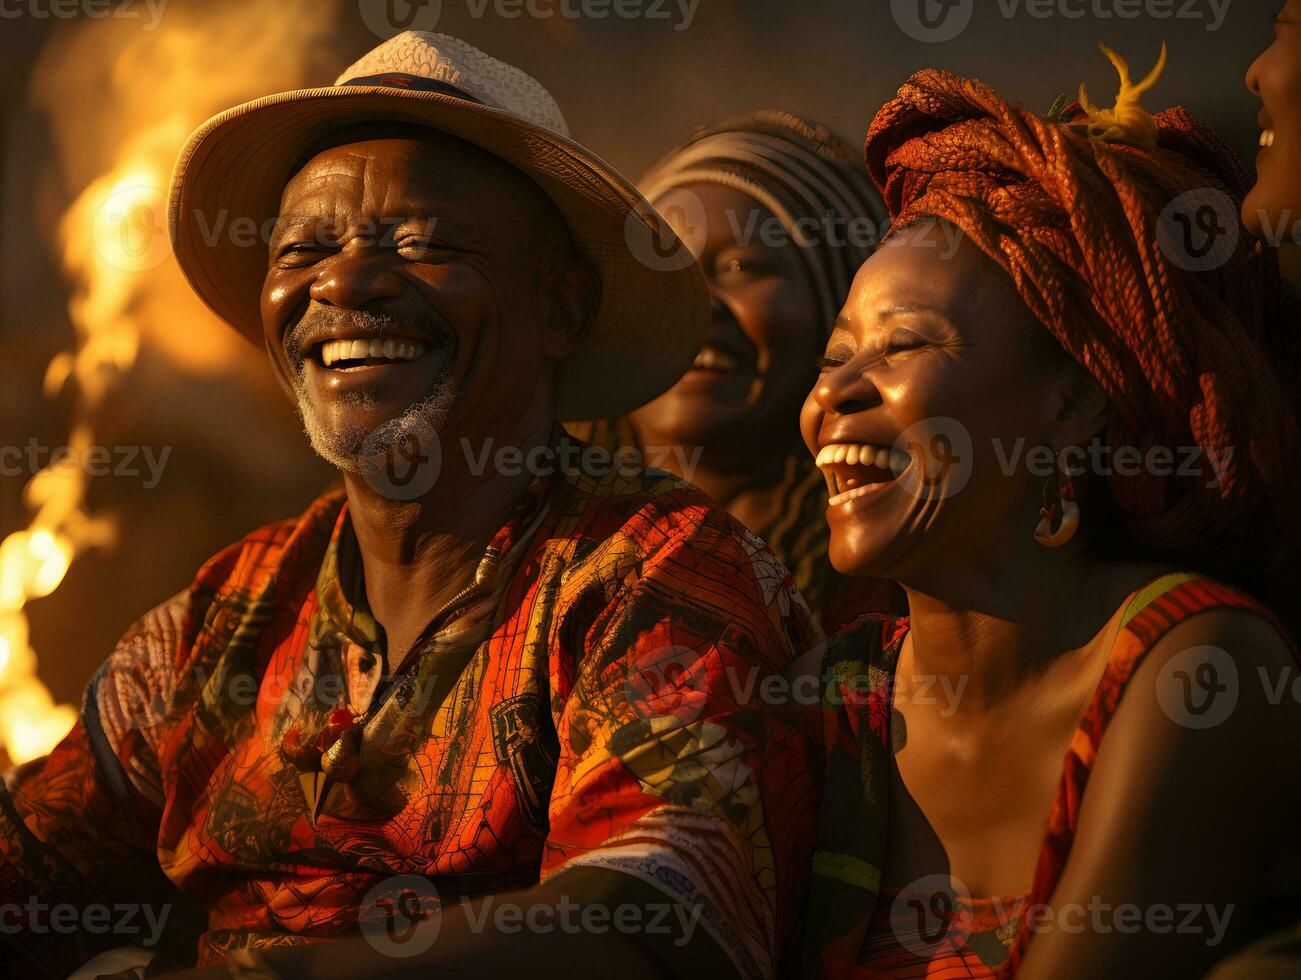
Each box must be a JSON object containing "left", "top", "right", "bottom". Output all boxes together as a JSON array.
[
  {"left": 811, "top": 361, "right": 883, "bottom": 417},
  {"left": 1245, "top": 50, "right": 1264, "bottom": 99}
]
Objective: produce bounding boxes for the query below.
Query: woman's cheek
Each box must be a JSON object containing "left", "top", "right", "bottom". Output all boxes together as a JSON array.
[
  {"left": 732, "top": 278, "right": 820, "bottom": 358},
  {"left": 767, "top": 281, "right": 822, "bottom": 349},
  {"left": 878, "top": 359, "right": 946, "bottom": 429}
]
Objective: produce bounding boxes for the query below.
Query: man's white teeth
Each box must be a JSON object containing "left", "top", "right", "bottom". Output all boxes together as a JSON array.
[
  {"left": 319, "top": 337, "right": 427, "bottom": 367},
  {"left": 1261, "top": 129, "right": 1277, "bottom": 148},
  {"left": 691, "top": 346, "right": 740, "bottom": 371}
]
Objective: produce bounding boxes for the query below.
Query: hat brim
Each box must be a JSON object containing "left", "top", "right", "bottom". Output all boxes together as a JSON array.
[{"left": 167, "top": 86, "right": 708, "bottom": 420}]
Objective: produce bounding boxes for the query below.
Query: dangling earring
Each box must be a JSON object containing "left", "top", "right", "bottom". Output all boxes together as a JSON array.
[{"left": 1034, "top": 450, "right": 1080, "bottom": 548}]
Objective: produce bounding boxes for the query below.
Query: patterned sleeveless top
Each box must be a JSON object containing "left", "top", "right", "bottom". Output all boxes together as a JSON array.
[{"left": 806, "top": 573, "right": 1291, "bottom": 978}]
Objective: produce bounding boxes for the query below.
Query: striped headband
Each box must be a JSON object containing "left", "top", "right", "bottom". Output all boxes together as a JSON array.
[{"left": 639, "top": 110, "right": 887, "bottom": 334}]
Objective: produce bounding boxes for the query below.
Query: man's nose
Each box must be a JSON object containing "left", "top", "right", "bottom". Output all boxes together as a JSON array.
[
  {"left": 309, "top": 248, "right": 405, "bottom": 308},
  {"left": 811, "top": 361, "right": 883, "bottom": 417}
]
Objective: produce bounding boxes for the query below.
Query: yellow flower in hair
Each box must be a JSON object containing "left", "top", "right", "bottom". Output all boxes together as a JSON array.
[{"left": 1078, "top": 42, "right": 1168, "bottom": 151}]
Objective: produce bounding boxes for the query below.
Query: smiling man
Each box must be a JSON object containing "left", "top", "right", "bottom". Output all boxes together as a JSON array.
[{"left": 0, "top": 33, "right": 820, "bottom": 980}]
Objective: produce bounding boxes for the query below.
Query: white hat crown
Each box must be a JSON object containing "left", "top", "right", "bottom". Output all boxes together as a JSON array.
[{"left": 334, "top": 31, "right": 569, "bottom": 136}]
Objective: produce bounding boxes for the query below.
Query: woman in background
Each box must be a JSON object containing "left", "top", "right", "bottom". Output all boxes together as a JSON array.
[
  {"left": 804, "top": 49, "right": 1301, "bottom": 978},
  {"left": 572, "top": 111, "right": 897, "bottom": 630}
]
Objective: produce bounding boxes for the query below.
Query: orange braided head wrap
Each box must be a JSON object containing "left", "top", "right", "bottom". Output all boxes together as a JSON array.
[{"left": 864, "top": 66, "right": 1300, "bottom": 580}]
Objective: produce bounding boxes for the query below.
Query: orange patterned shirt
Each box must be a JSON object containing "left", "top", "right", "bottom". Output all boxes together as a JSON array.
[{"left": 0, "top": 460, "right": 822, "bottom": 977}]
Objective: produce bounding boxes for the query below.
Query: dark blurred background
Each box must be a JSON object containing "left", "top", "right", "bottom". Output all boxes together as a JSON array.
[{"left": 0, "top": 0, "right": 1287, "bottom": 759}]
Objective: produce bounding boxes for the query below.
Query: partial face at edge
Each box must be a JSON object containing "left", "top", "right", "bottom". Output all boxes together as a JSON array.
[{"left": 1244, "top": 1, "right": 1301, "bottom": 235}]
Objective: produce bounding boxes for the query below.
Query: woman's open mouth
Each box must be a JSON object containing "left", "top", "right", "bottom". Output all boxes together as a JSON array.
[
  {"left": 683, "top": 343, "right": 756, "bottom": 377},
  {"left": 816, "top": 442, "right": 910, "bottom": 506}
]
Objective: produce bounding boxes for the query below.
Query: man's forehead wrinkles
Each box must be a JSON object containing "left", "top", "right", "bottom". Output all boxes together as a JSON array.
[
  {"left": 371, "top": 145, "right": 480, "bottom": 185},
  {"left": 294, "top": 164, "right": 370, "bottom": 183},
  {"left": 335, "top": 141, "right": 477, "bottom": 193},
  {"left": 280, "top": 168, "right": 363, "bottom": 217},
  {"left": 284, "top": 155, "right": 478, "bottom": 218},
  {"left": 270, "top": 205, "right": 470, "bottom": 240}
]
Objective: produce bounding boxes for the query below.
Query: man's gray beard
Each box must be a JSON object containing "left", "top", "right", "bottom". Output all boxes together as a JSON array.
[
  {"left": 282, "top": 306, "right": 458, "bottom": 474},
  {"left": 295, "top": 380, "right": 455, "bottom": 474}
]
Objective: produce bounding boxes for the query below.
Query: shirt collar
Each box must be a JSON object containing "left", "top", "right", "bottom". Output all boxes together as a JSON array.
[
  {"left": 312, "top": 431, "right": 567, "bottom": 654},
  {"left": 315, "top": 506, "right": 385, "bottom": 652}
]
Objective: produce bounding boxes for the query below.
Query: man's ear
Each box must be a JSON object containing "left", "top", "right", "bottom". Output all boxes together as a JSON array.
[
  {"left": 1048, "top": 363, "right": 1110, "bottom": 449},
  {"left": 541, "top": 258, "right": 599, "bottom": 361}
]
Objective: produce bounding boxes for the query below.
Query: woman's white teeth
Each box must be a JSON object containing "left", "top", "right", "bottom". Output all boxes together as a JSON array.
[
  {"left": 691, "top": 346, "right": 740, "bottom": 371},
  {"left": 815, "top": 443, "right": 908, "bottom": 471},
  {"left": 1261, "top": 129, "right": 1276, "bottom": 148},
  {"left": 815, "top": 442, "right": 910, "bottom": 497},
  {"left": 319, "top": 337, "right": 427, "bottom": 367}
]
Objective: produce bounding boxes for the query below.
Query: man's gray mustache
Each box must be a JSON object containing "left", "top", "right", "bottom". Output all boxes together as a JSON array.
[{"left": 284, "top": 308, "right": 457, "bottom": 371}]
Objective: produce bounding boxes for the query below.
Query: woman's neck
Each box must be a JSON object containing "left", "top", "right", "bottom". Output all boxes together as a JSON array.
[
  {"left": 636, "top": 425, "right": 799, "bottom": 531},
  {"left": 898, "top": 546, "right": 1144, "bottom": 710},
  {"left": 689, "top": 464, "right": 790, "bottom": 532}
]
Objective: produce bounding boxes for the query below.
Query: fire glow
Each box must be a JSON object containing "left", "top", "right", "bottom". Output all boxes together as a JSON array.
[{"left": 0, "top": 0, "right": 347, "bottom": 764}]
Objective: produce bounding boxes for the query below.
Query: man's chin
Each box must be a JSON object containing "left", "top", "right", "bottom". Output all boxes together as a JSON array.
[{"left": 299, "top": 391, "right": 452, "bottom": 491}]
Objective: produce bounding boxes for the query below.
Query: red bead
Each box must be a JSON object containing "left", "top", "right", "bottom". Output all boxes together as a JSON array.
[
  {"left": 280, "top": 725, "right": 323, "bottom": 770},
  {"left": 315, "top": 706, "right": 358, "bottom": 752}
]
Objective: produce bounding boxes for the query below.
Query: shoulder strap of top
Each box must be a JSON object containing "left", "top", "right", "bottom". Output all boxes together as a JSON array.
[
  {"left": 1092, "top": 573, "right": 1292, "bottom": 712},
  {"left": 1011, "top": 575, "right": 1293, "bottom": 975},
  {"left": 1118, "top": 571, "right": 1206, "bottom": 630},
  {"left": 1119, "top": 572, "right": 1291, "bottom": 652}
]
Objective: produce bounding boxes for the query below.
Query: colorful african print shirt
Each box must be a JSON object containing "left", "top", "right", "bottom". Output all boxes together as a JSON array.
[{"left": 0, "top": 457, "right": 823, "bottom": 977}]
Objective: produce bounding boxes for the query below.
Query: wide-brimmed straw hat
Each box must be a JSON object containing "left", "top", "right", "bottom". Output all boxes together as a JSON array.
[{"left": 167, "top": 31, "right": 708, "bottom": 419}]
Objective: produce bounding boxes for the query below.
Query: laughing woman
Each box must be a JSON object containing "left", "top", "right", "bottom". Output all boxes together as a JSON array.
[
  {"left": 570, "top": 111, "right": 897, "bottom": 630},
  {"left": 1244, "top": 0, "right": 1301, "bottom": 239},
  {"left": 802, "top": 51, "right": 1301, "bottom": 979}
]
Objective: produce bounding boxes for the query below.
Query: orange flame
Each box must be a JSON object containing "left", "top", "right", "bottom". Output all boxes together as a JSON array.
[{"left": 0, "top": 1, "right": 348, "bottom": 764}]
